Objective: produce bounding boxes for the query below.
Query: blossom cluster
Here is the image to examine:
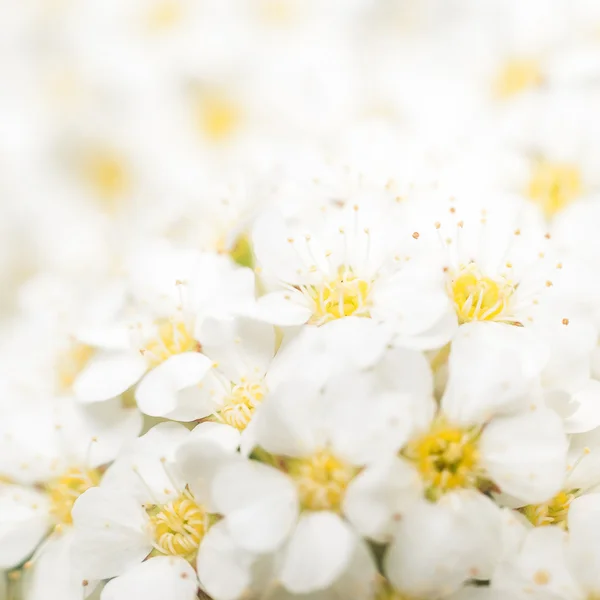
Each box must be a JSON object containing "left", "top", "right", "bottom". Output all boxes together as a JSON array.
[{"left": 2, "top": 2, "right": 600, "bottom": 600}]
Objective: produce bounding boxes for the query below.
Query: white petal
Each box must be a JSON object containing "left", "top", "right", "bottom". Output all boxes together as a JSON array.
[
  {"left": 0, "top": 484, "right": 50, "bottom": 569},
  {"left": 253, "top": 381, "right": 321, "bottom": 457},
  {"left": 74, "top": 351, "right": 147, "bottom": 403},
  {"left": 279, "top": 512, "right": 355, "bottom": 594},
  {"left": 563, "top": 380, "right": 600, "bottom": 434},
  {"left": 343, "top": 457, "right": 422, "bottom": 542},
  {"left": 101, "top": 422, "right": 190, "bottom": 504},
  {"left": 102, "top": 556, "right": 198, "bottom": 600},
  {"left": 197, "top": 520, "right": 267, "bottom": 600},
  {"left": 385, "top": 492, "right": 502, "bottom": 597},
  {"left": 188, "top": 422, "right": 241, "bottom": 453},
  {"left": 255, "top": 291, "right": 312, "bottom": 326},
  {"left": 198, "top": 317, "right": 275, "bottom": 382},
  {"left": 135, "top": 353, "right": 213, "bottom": 418},
  {"left": 567, "top": 494, "right": 600, "bottom": 593},
  {"left": 443, "top": 322, "right": 547, "bottom": 425},
  {"left": 71, "top": 487, "right": 151, "bottom": 580},
  {"left": 176, "top": 424, "right": 241, "bottom": 509},
  {"left": 63, "top": 398, "right": 143, "bottom": 469},
  {"left": 23, "top": 530, "right": 99, "bottom": 600},
  {"left": 480, "top": 408, "right": 568, "bottom": 504},
  {"left": 492, "top": 527, "right": 580, "bottom": 599},
  {"left": 212, "top": 461, "right": 299, "bottom": 553}
]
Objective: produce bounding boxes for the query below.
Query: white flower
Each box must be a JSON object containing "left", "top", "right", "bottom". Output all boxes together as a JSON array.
[
  {"left": 252, "top": 193, "right": 457, "bottom": 350},
  {"left": 490, "top": 493, "right": 600, "bottom": 600},
  {"left": 193, "top": 364, "right": 430, "bottom": 598},
  {"left": 72, "top": 247, "right": 256, "bottom": 405},
  {"left": 70, "top": 421, "right": 238, "bottom": 596},
  {"left": 0, "top": 394, "right": 140, "bottom": 600}
]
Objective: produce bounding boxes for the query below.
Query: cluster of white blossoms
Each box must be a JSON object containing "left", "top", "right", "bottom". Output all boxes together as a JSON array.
[{"left": 4, "top": 1, "right": 600, "bottom": 600}]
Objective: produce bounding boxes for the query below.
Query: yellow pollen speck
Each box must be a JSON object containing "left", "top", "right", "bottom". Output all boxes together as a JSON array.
[
  {"left": 307, "top": 266, "right": 371, "bottom": 325},
  {"left": 528, "top": 160, "right": 582, "bottom": 217},
  {"left": 403, "top": 419, "right": 481, "bottom": 501},
  {"left": 521, "top": 489, "right": 578, "bottom": 529},
  {"left": 287, "top": 450, "right": 356, "bottom": 512},
  {"left": 148, "top": 489, "right": 207, "bottom": 558},
  {"left": 56, "top": 341, "right": 95, "bottom": 391},
  {"left": 494, "top": 58, "right": 543, "bottom": 98},
  {"left": 219, "top": 380, "right": 266, "bottom": 431},
  {"left": 47, "top": 467, "right": 101, "bottom": 525},
  {"left": 450, "top": 265, "right": 514, "bottom": 324},
  {"left": 195, "top": 91, "right": 240, "bottom": 142},
  {"left": 143, "top": 320, "right": 198, "bottom": 368},
  {"left": 533, "top": 570, "right": 551, "bottom": 586}
]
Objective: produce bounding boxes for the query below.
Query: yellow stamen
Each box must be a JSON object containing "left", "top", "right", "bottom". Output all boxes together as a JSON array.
[
  {"left": 56, "top": 342, "right": 95, "bottom": 391},
  {"left": 287, "top": 450, "right": 357, "bottom": 512},
  {"left": 450, "top": 266, "right": 513, "bottom": 324},
  {"left": 146, "top": 0, "right": 182, "bottom": 31},
  {"left": 527, "top": 160, "right": 582, "bottom": 217},
  {"left": 147, "top": 490, "right": 207, "bottom": 558},
  {"left": 196, "top": 92, "right": 240, "bottom": 142},
  {"left": 403, "top": 419, "right": 481, "bottom": 501},
  {"left": 308, "top": 267, "right": 371, "bottom": 324},
  {"left": 521, "top": 489, "right": 578, "bottom": 529},
  {"left": 47, "top": 467, "right": 101, "bottom": 525},
  {"left": 220, "top": 381, "right": 265, "bottom": 431},
  {"left": 494, "top": 58, "right": 543, "bottom": 98},
  {"left": 82, "top": 149, "right": 129, "bottom": 209},
  {"left": 142, "top": 320, "right": 198, "bottom": 368}
]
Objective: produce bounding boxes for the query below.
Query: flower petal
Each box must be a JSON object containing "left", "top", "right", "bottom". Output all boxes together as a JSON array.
[
  {"left": 71, "top": 487, "right": 151, "bottom": 580},
  {"left": 279, "top": 512, "right": 355, "bottom": 594},
  {"left": 102, "top": 556, "right": 198, "bottom": 600},
  {"left": 480, "top": 408, "right": 568, "bottom": 504},
  {"left": 212, "top": 461, "right": 299, "bottom": 553},
  {"left": 74, "top": 351, "right": 147, "bottom": 403},
  {"left": 135, "top": 353, "right": 213, "bottom": 418}
]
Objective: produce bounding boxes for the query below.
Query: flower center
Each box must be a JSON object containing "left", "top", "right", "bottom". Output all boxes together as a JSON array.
[
  {"left": 527, "top": 160, "right": 582, "bottom": 217},
  {"left": 494, "top": 58, "right": 543, "bottom": 98},
  {"left": 403, "top": 420, "right": 481, "bottom": 501},
  {"left": 146, "top": 0, "right": 182, "bottom": 31},
  {"left": 450, "top": 266, "right": 513, "bottom": 324},
  {"left": 219, "top": 380, "right": 266, "bottom": 431},
  {"left": 286, "top": 450, "right": 357, "bottom": 512},
  {"left": 56, "top": 341, "right": 95, "bottom": 391},
  {"left": 521, "top": 489, "right": 578, "bottom": 529},
  {"left": 308, "top": 267, "right": 371, "bottom": 325},
  {"left": 217, "top": 232, "right": 254, "bottom": 268},
  {"left": 47, "top": 467, "right": 101, "bottom": 525},
  {"left": 195, "top": 92, "right": 240, "bottom": 142},
  {"left": 142, "top": 320, "right": 199, "bottom": 368},
  {"left": 81, "top": 149, "right": 129, "bottom": 208},
  {"left": 147, "top": 490, "right": 207, "bottom": 558}
]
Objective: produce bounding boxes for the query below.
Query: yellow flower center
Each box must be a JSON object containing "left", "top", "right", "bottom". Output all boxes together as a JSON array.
[
  {"left": 142, "top": 320, "right": 199, "bottom": 368},
  {"left": 521, "top": 489, "right": 578, "bottom": 529},
  {"left": 146, "top": 0, "right": 182, "bottom": 31},
  {"left": 527, "top": 160, "right": 582, "bottom": 217},
  {"left": 148, "top": 490, "right": 207, "bottom": 558},
  {"left": 308, "top": 268, "right": 371, "bottom": 325},
  {"left": 450, "top": 266, "right": 513, "bottom": 324},
  {"left": 220, "top": 380, "right": 266, "bottom": 431},
  {"left": 403, "top": 420, "right": 481, "bottom": 501},
  {"left": 56, "top": 341, "right": 95, "bottom": 392},
  {"left": 287, "top": 450, "right": 357, "bottom": 512},
  {"left": 196, "top": 92, "right": 240, "bottom": 142},
  {"left": 82, "top": 149, "right": 129, "bottom": 209},
  {"left": 494, "top": 58, "right": 543, "bottom": 98},
  {"left": 47, "top": 467, "right": 101, "bottom": 525}
]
